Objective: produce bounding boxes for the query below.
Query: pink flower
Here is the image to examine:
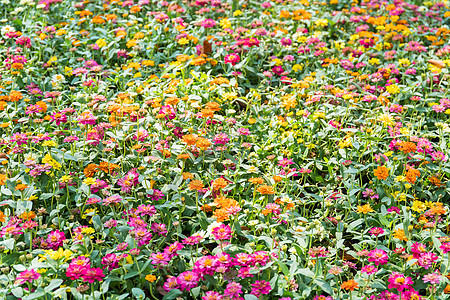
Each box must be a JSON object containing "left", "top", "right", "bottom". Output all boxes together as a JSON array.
[
  {"left": 250, "top": 280, "right": 272, "bottom": 297},
  {"left": 369, "top": 227, "right": 384, "bottom": 236},
  {"left": 411, "top": 242, "right": 427, "bottom": 259},
  {"left": 212, "top": 224, "right": 232, "bottom": 240},
  {"left": 177, "top": 271, "right": 199, "bottom": 291},
  {"left": 417, "top": 252, "right": 438, "bottom": 269},
  {"left": 46, "top": 230, "right": 66, "bottom": 250},
  {"left": 387, "top": 272, "right": 413, "bottom": 292},
  {"left": 361, "top": 265, "right": 378, "bottom": 275},
  {"left": 224, "top": 53, "right": 240, "bottom": 66},
  {"left": 224, "top": 282, "right": 243, "bottom": 299},
  {"left": 202, "top": 291, "right": 222, "bottom": 300},
  {"left": 423, "top": 272, "right": 441, "bottom": 285},
  {"left": 368, "top": 249, "right": 388, "bottom": 266},
  {"left": 440, "top": 242, "right": 450, "bottom": 254},
  {"left": 150, "top": 252, "right": 170, "bottom": 266},
  {"left": 15, "top": 269, "right": 40, "bottom": 285},
  {"left": 82, "top": 267, "right": 105, "bottom": 283}
]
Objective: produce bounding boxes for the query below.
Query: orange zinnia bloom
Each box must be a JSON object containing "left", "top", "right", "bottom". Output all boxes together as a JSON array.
[
  {"left": 196, "top": 138, "right": 211, "bottom": 150},
  {"left": 182, "top": 134, "right": 197, "bottom": 146},
  {"left": 0, "top": 211, "right": 5, "bottom": 222},
  {"left": 83, "top": 164, "right": 98, "bottom": 177},
  {"left": 399, "top": 141, "right": 416, "bottom": 154},
  {"left": 249, "top": 177, "right": 264, "bottom": 185},
  {"left": 189, "top": 180, "right": 204, "bottom": 191},
  {"left": 0, "top": 174, "right": 6, "bottom": 185},
  {"left": 257, "top": 185, "right": 275, "bottom": 195},
  {"left": 177, "top": 154, "right": 190, "bottom": 160},
  {"left": 374, "top": 165, "right": 389, "bottom": 180},
  {"left": 392, "top": 229, "right": 408, "bottom": 241},
  {"left": 182, "top": 172, "right": 194, "bottom": 180},
  {"left": 15, "top": 184, "right": 28, "bottom": 191},
  {"left": 405, "top": 168, "right": 420, "bottom": 184},
  {"left": 212, "top": 178, "right": 228, "bottom": 190},
  {"left": 341, "top": 279, "right": 358, "bottom": 291}
]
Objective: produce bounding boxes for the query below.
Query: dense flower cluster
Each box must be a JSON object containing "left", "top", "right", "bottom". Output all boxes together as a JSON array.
[{"left": 0, "top": 0, "right": 449, "bottom": 299}]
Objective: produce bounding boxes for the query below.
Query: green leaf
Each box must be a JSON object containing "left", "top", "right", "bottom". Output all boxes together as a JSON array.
[
  {"left": 162, "top": 289, "right": 182, "bottom": 300},
  {"left": 314, "top": 278, "right": 333, "bottom": 295},
  {"left": 44, "top": 279, "right": 63, "bottom": 293},
  {"left": 131, "top": 288, "right": 145, "bottom": 299}
]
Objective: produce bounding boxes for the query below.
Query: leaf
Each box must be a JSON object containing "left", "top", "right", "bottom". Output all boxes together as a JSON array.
[
  {"left": 44, "top": 279, "right": 63, "bottom": 293},
  {"left": 278, "top": 261, "right": 289, "bottom": 276},
  {"left": 244, "top": 295, "right": 259, "bottom": 300},
  {"left": 3, "top": 238, "right": 15, "bottom": 250},
  {"left": 131, "top": 288, "right": 145, "bottom": 299},
  {"left": 11, "top": 287, "right": 23, "bottom": 298},
  {"left": 162, "top": 289, "right": 183, "bottom": 300},
  {"left": 297, "top": 268, "right": 315, "bottom": 278},
  {"left": 314, "top": 278, "right": 333, "bottom": 295}
]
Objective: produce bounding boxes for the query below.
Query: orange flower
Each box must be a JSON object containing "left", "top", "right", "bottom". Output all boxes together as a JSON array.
[
  {"left": 273, "top": 175, "right": 282, "bottom": 182},
  {"left": 189, "top": 180, "right": 204, "bottom": 191},
  {"left": 201, "top": 204, "right": 212, "bottom": 212},
  {"left": 357, "top": 204, "right": 374, "bottom": 214},
  {"left": 205, "top": 102, "right": 221, "bottom": 112},
  {"left": 257, "top": 185, "right": 275, "bottom": 195},
  {"left": 392, "top": 229, "right": 408, "bottom": 241},
  {"left": 15, "top": 184, "right": 28, "bottom": 191},
  {"left": 249, "top": 177, "right": 264, "bottom": 185},
  {"left": 0, "top": 211, "right": 5, "bottom": 222},
  {"left": 341, "top": 279, "right": 358, "bottom": 291},
  {"left": 8, "top": 91, "right": 23, "bottom": 102},
  {"left": 182, "top": 134, "right": 197, "bottom": 146},
  {"left": 196, "top": 138, "right": 211, "bottom": 150},
  {"left": 19, "top": 211, "right": 36, "bottom": 221},
  {"left": 429, "top": 176, "right": 443, "bottom": 187},
  {"left": 201, "top": 108, "right": 214, "bottom": 118},
  {"left": 374, "top": 165, "right": 389, "bottom": 180},
  {"left": 0, "top": 174, "right": 6, "bottom": 186},
  {"left": 399, "top": 141, "right": 416, "bottom": 154},
  {"left": 36, "top": 101, "right": 48, "bottom": 113},
  {"left": 182, "top": 172, "right": 194, "bottom": 180},
  {"left": 177, "top": 154, "right": 190, "bottom": 160},
  {"left": 429, "top": 204, "right": 446, "bottom": 216},
  {"left": 98, "top": 162, "right": 119, "bottom": 173},
  {"left": 405, "top": 168, "right": 420, "bottom": 184},
  {"left": 213, "top": 208, "right": 230, "bottom": 222},
  {"left": 212, "top": 178, "right": 228, "bottom": 191},
  {"left": 83, "top": 164, "right": 98, "bottom": 177}
]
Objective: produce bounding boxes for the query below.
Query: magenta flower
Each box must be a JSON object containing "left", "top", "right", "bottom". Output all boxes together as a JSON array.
[
  {"left": 46, "top": 230, "right": 66, "bottom": 250},
  {"left": 177, "top": 271, "right": 199, "bottom": 292},
  {"left": 369, "top": 227, "right": 385, "bottom": 237},
  {"left": 117, "top": 168, "right": 139, "bottom": 193},
  {"left": 440, "top": 242, "right": 450, "bottom": 254},
  {"left": 82, "top": 267, "right": 105, "bottom": 283},
  {"left": 224, "top": 282, "right": 242, "bottom": 299},
  {"left": 368, "top": 249, "right": 388, "bottom": 266},
  {"left": 212, "top": 224, "right": 232, "bottom": 241},
  {"left": 150, "top": 252, "right": 170, "bottom": 266},
  {"left": 387, "top": 272, "right": 413, "bottom": 292},
  {"left": 411, "top": 242, "right": 427, "bottom": 259},
  {"left": 250, "top": 280, "right": 272, "bottom": 297},
  {"left": 224, "top": 53, "right": 240, "bottom": 66},
  {"left": 361, "top": 265, "right": 378, "bottom": 275},
  {"left": 101, "top": 253, "right": 120, "bottom": 271},
  {"left": 15, "top": 269, "right": 40, "bottom": 285},
  {"left": 417, "top": 252, "right": 438, "bottom": 269},
  {"left": 202, "top": 291, "right": 222, "bottom": 300}
]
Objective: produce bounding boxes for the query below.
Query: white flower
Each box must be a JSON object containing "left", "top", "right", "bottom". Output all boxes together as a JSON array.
[
  {"left": 1, "top": 25, "right": 15, "bottom": 36},
  {"left": 205, "top": 221, "right": 222, "bottom": 238}
]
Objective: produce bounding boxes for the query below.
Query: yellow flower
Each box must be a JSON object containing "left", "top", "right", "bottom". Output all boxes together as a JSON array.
[
  {"left": 83, "top": 177, "right": 96, "bottom": 185},
  {"left": 369, "top": 58, "right": 380, "bottom": 65},
  {"left": 281, "top": 95, "right": 297, "bottom": 110},
  {"left": 145, "top": 274, "right": 156, "bottom": 282},
  {"left": 392, "top": 229, "right": 408, "bottom": 241},
  {"left": 42, "top": 154, "right": 62, "bottom": 170},
  {"left": 315, "top": 19, "right": 328, "bottom": 27},
  {"left": 28, "top": 195, "right": 38, "bottom": 201},
  {"left": 96, "top": 38, "right": 107, "bottom": 48},
  {"left": 233, "top": 10, "right": 242, "bottom": 16},
  {"left": 377, "top": 113, "right": 395, "bottom": 126},
  {"left": 248, "top": 117, "right": 256, "bottom": 124},
  {"left": 292, "top": 64, "right": 303, "bottom": 72},
  {"left": 220, "top": 18, "right": 231, "bottom": 29},
  {"left": 42, "top": 140, "right": 57, "bottom": 147},
  {"left": 81, "top": 227, "right": 95, "bottom": 235},
  {"left": 60, "top": 175, "right": 72, "bottom": 183},
  {"left": 178, "top": 38, "right": 189, "bottom": 45},
  {"left": 411, "top": 200, "right": 426, "bottom": 213},
  {"left": 357, "top": 204, "right": 374, "bottom": 214},
  {"left": 338, "top": 137, "right": 353, "bottom": 149},
  {"left": 398, "top": 58, "right": 410, "bottom": 67},
  {"left": 386, "top": 84, "right": 400, "bottom": 95}
]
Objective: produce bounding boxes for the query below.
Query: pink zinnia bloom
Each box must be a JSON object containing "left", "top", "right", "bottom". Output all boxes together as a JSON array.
[
  {"left": 368, "top": 249, "right": 388, "bottom": 266},
  {"left": 369, "top": 227, "right": 384, "bottom": 237},
  {"left": 224, "top": 281, "right": 242, "bottom": 299},
  {"left": 82, "top": 267, "right": 105, "bottom": 283},
  {"left": 212, "top": 224, "right": 232, "bottom": 240},
  {"left": 46, "top": 230, "right": 66, "bottom": 250},
  {"left": 177, "top": 271, "right": 199, "bottom": 291},
  {"left": 202, "top": 291, "right": 222, "bottom": 300},
  {"left": 15, "top": 269, "right": 40, "bottom": 285},
  {"left": 411, "top": 242, "right": 427, "bottom": 259},
  {"left": 224, "top": 53, "right": 240, "bottom": 66},
  {"left": 150, "top": 252, "right": 170, "bottom": 266},
  {"left": 361, "top": 265, "right": 378, "bottom": 275},
  {"left": 423, "top": 272, "right": 441, "bottom": 285},
  {"left": 250, "top": 280, "right": 272, "bottom": 297},
  {"left": 387, "top": 272, "right": 413, "bottom": 292}
]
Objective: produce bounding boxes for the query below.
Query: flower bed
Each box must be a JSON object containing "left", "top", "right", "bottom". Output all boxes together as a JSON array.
[{"left": 0, "top": 0, "right": 450, "bottom": 299}]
